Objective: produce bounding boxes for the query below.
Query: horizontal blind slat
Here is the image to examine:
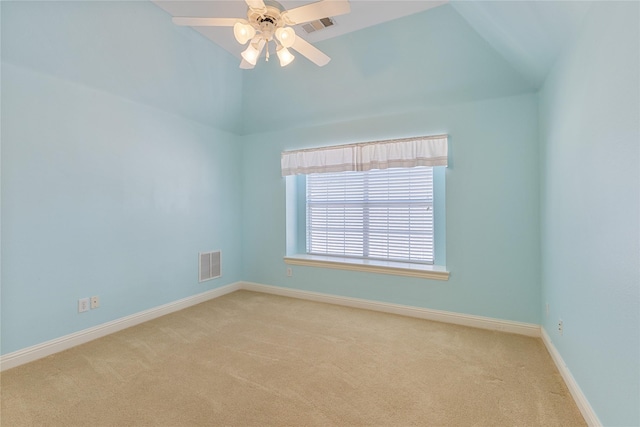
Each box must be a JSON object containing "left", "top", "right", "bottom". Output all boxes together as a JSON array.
[{"left": 307, "top": 167, "right": 434, "bottom": 264}]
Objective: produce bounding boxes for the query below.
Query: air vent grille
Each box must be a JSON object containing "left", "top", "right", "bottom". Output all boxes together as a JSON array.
[
  {"left": 302, "top": 17, "right": 334, "bottom": 34},
  {"left": 199, "top": 251, "right": 221, "bottom": 282}
]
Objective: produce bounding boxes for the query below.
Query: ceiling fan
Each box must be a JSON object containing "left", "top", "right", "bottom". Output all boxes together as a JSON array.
[{"left": 172, "top": 0, "right": 351, "bottom": 69}]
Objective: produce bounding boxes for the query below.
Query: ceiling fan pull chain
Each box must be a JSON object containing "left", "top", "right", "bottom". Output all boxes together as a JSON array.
[{"left": 265, "top": 41, "right": 270, "bottom": 62}]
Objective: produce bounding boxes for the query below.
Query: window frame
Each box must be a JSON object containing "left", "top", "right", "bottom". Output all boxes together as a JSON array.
[{"left": 285, "top": 167, "right": 448, "bottom": 280}]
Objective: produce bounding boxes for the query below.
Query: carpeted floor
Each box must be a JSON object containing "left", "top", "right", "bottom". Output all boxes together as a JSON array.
[{"left": 1, "top": 290, "right": 585, "bottom": 426}]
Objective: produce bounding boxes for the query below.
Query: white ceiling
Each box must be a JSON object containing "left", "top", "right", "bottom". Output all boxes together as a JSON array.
[{"left": 152, "top": 0, "right": 448, "bottom": 59}]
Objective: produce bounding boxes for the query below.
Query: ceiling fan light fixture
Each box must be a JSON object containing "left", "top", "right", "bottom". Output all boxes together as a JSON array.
[
  {"left": 233, "top": 21, "right": 256, "bottom": 44},
  {"left": 275, "top": 27, "right": 296, "bottom": 48},
  {"left": 241, "top": 42, "right": 263, "bottom": 65},
  {"left": 277, "top": 46, "right": 295, "bottom": 67},
  {"left": 172, "top": 0, "right": 351, "bottom": 69}
]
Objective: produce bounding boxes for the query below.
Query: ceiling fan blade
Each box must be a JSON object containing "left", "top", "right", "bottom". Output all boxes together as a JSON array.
[
  {"left": 240, "top": 59, "right": 255, "bottom": 69},
  {"left": 172, "top": 17, "right": 238, "bottom": 27},
  {"left": 283, "top": 0, "right": 351, "bottom": 25},
  {"left": 291, "top": 36, "right": 331, "bottom": 66},
  {"left": 245, "top": 0, "right": 266, "bottom": 10}
]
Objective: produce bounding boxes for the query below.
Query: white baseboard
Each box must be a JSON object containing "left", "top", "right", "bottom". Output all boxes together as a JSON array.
[
  {"left": 541, "top": 328, "right": 601, "bottom": 427},
  {"left": 3, "top": 281, "right": 597, "bottom": 425},
  {"left": 240, "top": 282, "right": 541, "bottom": 337},
  {"left": 0, "top": 282, "right": 242, "bottom": 372},
  {"left": 0, "top": 280, "right": 542, "bottom": 372}
]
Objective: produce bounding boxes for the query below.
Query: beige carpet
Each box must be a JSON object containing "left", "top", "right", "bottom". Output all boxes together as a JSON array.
[{"left": 1, "top": 290, "right": 585, "bottom": 426}]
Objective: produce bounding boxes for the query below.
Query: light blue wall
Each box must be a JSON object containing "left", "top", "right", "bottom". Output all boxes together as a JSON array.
[
  {"left": 240, "top": 4, "right": 539, "bottom": 324},
  {"left": 242, "top": 93, "right": 540, "bottom": 323},
  {"left": 4, "top": 3, "right": 637, "bottom": 425},
  {"left": 1, "top": 1, "right": 244, "bottom": 354},
  {"left": 539, "top": 2, "right": 640, "bottom": 426},
  {"left": 1, "top": 1, "right": 242, "bottom": 133}
]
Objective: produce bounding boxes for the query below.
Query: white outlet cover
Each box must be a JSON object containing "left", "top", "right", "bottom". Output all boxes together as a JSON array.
[
  {"left": 78, "top": 298, "right": 90, "bottom": 313},
  {"left": 90, "top": 296, "right": 99, "bottom": 309}
]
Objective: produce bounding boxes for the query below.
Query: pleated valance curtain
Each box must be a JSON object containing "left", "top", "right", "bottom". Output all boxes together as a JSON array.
[{"left": 281, "top": 135, "right": 448, "bottom": 176}]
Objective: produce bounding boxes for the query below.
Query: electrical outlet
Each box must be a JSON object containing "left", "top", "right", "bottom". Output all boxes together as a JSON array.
[
  {"left": 78, "top": 298, "right": 90, "bottom": 313},
  {"left": 286, "top": 267, "right": 293, "bottom": 277},
  {"left": 558, "top": 319, "right": 563, "bottom": 336},
  {"left": 90, "top": 296, "right": 100, "bottom": 309}
]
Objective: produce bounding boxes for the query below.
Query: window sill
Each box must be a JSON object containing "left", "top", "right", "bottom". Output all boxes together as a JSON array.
[{"left": 283, "top": 254, "right": 449, "bottom": 281}]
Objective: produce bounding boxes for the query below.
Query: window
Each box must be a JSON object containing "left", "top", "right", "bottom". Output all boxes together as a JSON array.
[
  {"left": 282, "top": 135, "right": 448, "bottom": 280},
  {"left": 306, "top": 167, "right": 434, "bottom": 264}
]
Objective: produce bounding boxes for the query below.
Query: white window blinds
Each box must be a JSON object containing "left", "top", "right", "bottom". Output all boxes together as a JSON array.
[
  {"left": 281, "top": 135, "right": 448, "bottom": 176},
  {"left": 307, "top": 167, "right": 434, "bottom": 264}
]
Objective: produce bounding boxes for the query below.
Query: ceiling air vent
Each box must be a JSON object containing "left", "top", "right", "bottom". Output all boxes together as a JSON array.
[
  {"left": 199, "top": 251, "right": 221, "bottom": 282},
  {"left": 302, "top": 17, "right": 335, "bottom": 34}
]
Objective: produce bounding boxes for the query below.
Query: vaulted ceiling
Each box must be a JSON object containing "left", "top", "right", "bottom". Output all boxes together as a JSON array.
[
  {"left": 1, "top": 0, "right": 595, "bottom": 134},
  {"left": 450, "top": 0, "right": 592, "bottom": 87},
  {"left": 153, "top": 0, "right": 593, "bottom": 88}
]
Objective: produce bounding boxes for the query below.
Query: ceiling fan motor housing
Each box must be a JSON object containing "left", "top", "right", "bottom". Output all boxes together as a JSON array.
[{"left": 248, "top": 1, "right": 286, "bottom": 41}]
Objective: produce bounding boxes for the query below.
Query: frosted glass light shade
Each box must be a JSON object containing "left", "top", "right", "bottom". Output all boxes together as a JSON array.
[
  {"left": 234, "top": 22, "right": 256, "bottom": 44},
  {"left": 275, "top": 27, "right": 296, "bottom": 48},
  {"left": 241, "top": 43, "right": 261, "bottom": 65},
  {"left": 277, "top": 46, "right": 295, "bottom": 67}
]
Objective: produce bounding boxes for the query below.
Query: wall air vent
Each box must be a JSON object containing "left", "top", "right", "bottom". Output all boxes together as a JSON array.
[
  {"left": 199, "top": 251, "right": 221, "bottom": 282},
  {"left": 302, "top": 17, "right": 335, "bottom": 34}
]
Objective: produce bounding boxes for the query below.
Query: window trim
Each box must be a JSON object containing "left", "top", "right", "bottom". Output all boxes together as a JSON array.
[
  {"left": 283, "top": 142, "right": 448, "bottom": 279},
  {"left": 284, "top": 254, "right": 449, "bottom": 280}
]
